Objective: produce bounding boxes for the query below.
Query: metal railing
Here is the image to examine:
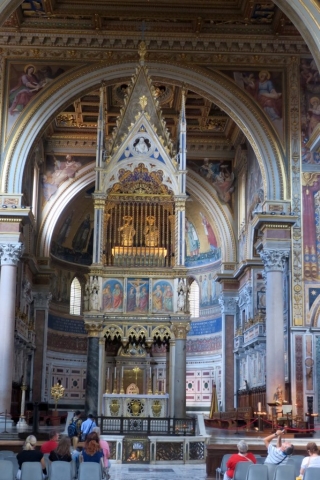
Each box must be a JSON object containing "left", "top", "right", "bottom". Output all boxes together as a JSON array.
[{"left": 97, "top": 416, "right": 196, "bottom": 436}]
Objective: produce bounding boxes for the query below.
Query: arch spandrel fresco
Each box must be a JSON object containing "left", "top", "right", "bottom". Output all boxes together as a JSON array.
[{"left": 300, "top": 59, "right": 320, "bottom": 165}]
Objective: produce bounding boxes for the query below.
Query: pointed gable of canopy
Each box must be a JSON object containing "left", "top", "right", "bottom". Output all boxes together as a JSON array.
[{"left": 103, "top": 42, "right": 180, "bottom": 196}]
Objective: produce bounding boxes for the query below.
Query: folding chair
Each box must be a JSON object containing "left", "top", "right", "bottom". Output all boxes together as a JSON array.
[
  {"left": 49, "top": 461, "right": 73, "bottom": 480},
  {"left": 78, "top": 462, "right": 101, "bottom": 480},
  {"left": 304, "top": 467, "right": 320, "bottom": 480},
  {"left": 264, "top": 463, "right": 277, "bottom": 480},
  {"left": 216, "top": 453, "right": 232, "bottom": 480},
  {"left": 246, "top": 464, "right": 268, "bottom": 480},
  {"left": 0, "top": 460, "right": 15, "bottom": 480},
  {"left": 273, "top": 463, "right": 296, "bottom": 480},
  {"left": 233, "top": 461, "right": 251, "bottom": 480},
  {"left": 20, "top": 462, "right": 43, "bottom": 480},
  {"left": 3, "top": 456, "right": 19, "bottom": 478}
]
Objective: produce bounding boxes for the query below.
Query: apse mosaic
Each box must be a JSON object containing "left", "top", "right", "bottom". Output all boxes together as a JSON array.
[
  {"left": 191, "top": 271, "right": 220, "bottom": 308},
  {"left": 221, "top": 69, "right": 283, "bottom": 140},
  {"left": 102, "top": 279, "right": 124, "bottom": 312},
  {"left": 151, "top": 280, "right": 174, "bottom": 313},
  {"left": 126, "top": 278, "right": 149, "bottom": 313},
  {"left": 300, "top": 58, "right": 320, "bottom": 164},
  {"left": 184, "top": 207, "right": 221, "bottom": 268}
]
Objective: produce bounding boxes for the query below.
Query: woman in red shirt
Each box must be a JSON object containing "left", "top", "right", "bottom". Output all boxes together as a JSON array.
[{"left": 224, "top": 440, "right": 256, "bottom": 479}]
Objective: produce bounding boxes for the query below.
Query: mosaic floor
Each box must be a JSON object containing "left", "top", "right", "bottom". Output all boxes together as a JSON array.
[{"left": 108, "top": 464, "right": 207, "bottom": 480}]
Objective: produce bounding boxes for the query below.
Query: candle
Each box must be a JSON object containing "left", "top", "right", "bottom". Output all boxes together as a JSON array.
[
  {"left": 114, "top": 367, "right": 117, "bottom": 377},
  {"left": 122, "top": 366, "right": 124, "bottom": 377},
  {"left": 258, "top": 402, "right": 261, "bottom": 412},
  {"left": 150, "top": 367, "right": 152, "bottom": 377}
]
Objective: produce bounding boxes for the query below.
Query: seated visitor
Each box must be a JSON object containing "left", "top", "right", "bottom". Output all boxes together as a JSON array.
[
  {"left": 264, "top": 429, "right": 294, "bottom": 464},
  {"left": 16, "top": 435, "right": 47, "bottom": 479},
  {"left": 300, "top": 442, "right": 320, "bottom": 478},
  {"left": 93, "top": 427, "right": 110, "bottom": 478},
  {"left": 81, "top": 432, "right": 104, "bottom": 465},
  {"left": 49, "top": 435, "right": 72, "bottom": 462},
  {"left": 223, "top": 440, "right": 256, "bottom": 479},
  {"left": 40, "top": 430, "right": 59, "bottom": 454}
]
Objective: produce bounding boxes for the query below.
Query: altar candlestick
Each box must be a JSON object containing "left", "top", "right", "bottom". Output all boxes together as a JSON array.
[{"left": 258, "top": 402, "right": 261, "bottom": 412}]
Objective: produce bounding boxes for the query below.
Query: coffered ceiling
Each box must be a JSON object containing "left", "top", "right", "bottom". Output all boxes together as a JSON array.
[{"left": 3, "top": 1, "right": 303, "bottom": 163}]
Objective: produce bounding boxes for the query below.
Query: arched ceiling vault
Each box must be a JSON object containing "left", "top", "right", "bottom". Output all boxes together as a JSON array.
[{"left": 3, "top": 61, "right": 286, "bottom": 200}]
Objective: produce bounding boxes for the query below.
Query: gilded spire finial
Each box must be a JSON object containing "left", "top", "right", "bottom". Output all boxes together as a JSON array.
[{"left": 138, "top": 40, "right": 147, "bottom": 65}]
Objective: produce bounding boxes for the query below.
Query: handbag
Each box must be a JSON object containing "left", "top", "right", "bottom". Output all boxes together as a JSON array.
[{"left": 80, "top": 420, "right": 94, "bottom": 441}]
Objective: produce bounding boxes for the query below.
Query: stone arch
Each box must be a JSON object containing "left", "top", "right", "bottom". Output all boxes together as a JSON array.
[
  {"left": 101, "top": 324, "right": 124, "bottom": 340},
  {"left": 126, "top": 325, "right": 148, "bottom": 341},
  {"left": 151, "top": 325, "right": 172, "bottom": 342},
  {"left": 2, "top": 61, "right": 287, "bottom": 202},
  {"left": 309, "top": 295, "right": 320, "bottom": 328}
]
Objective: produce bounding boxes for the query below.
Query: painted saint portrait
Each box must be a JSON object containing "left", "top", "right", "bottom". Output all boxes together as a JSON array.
[
  {"left": 102, "top": 279, "right": 124, "bottom": 312},
  {"left": 229, "top": 70, "right": 283, "bottom": 139},
  {"left": 7, "top": 62, "right": 67, "bottom": 134},
  {"left": 127, "top": 279, "right": 149, "bottom": 313},
  {"left": 300, "top": 59, "right": 320, "bottom": 164},
  {"left": 185, "top": 218, "right": 200, "bottom": 257},
  {"left": 152, "top": 280, "right": 174, "bottom": 313}
]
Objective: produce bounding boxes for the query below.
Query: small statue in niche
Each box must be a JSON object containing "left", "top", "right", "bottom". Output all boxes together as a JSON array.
[
  {"left": 118, "top": 215, "right": 136, "bottom": 246},
  {"left": 177, "top": 278, "right": 186, "bottom": 312},
  {"left": 133, "top": 136, "right": 150, "bottom": 154},
  {"left": 144, "top": 215, "right": 159, "bottom": 247},
  {"left": 85, "top": 276, "right": 100, "bottom": 311}
]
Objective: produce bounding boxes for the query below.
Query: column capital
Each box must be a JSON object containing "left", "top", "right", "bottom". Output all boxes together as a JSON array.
[
  {"left": 33, "top": 291, "right": 52, "bottom": 309},
  {"left": 85, "top": 322, "right": 103, "bottom": 337},
  {"left": 0, "top": 242, "right": 24, "bottom": 266},
  {"left": 171, "top": 321, "right": 190, "bottom": 339},
  {"left": 218, "top": 294, "right": 238, "bottom": 314},
  {"left": 259, "top": 248, "right": 289, "bottom": 273}
]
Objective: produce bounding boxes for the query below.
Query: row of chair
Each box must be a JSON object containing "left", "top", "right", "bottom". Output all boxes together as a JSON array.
[
  {"left": 217, "top": 453, "right": 307, "bottom": 479},
  {"left": 0, "top": 460, "right": 102, "bottom": 480},
  {"left": 234, "top": 462, "right": 320, "bottom": 480}
]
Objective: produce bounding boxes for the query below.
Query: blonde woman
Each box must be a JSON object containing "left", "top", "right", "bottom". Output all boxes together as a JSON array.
[{"left": 16, "top": 435, "right": 47, "bottom": 479}]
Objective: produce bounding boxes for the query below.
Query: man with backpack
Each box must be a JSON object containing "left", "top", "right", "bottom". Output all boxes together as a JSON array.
[
  {"left": 80, "top": 413, "right": 97, "bottom": 441},
  {"left": 68, "top": 410, "right": 82, "bottom": 449}
]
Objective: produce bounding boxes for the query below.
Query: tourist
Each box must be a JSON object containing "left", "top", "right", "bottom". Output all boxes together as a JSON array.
[
  {"left": 223, "top": 440, "right": 256, "bottom": 479},
  {"left": 16, "top": 435, "right": 47, "bottom": 479},
  {"left": 300, "top": 442, "right": 320, "bottom": 477},
  {"left": 68, "top": 410, "right": 82, "bottom": 449},
  {"left": 49, "top": 435, "right": 72, "bottom": 462},
  {"left": 40, "top": 430, "right": 59, "bottom": 454},
  {"left": 93, "top": 427, "right": 110, "bottom": 478},
  {"left": 264, "top": 429, "right": 294, "bottom": 464},
  {"left": 80, "top": 413, "right": 97, "bottom": 441},
  {"left": 81, "top": 432, "right": 104, "bottom": 465}
]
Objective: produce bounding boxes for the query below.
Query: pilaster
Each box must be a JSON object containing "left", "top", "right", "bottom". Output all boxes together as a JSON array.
[{"left": 171, "top": 322, "right": 190, "bottom": 417}]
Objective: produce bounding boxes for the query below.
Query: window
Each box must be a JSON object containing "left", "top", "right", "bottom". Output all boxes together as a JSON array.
[
  {"left": 70, "top": 277, "right": 81, "bottom": 315},
  {"left": 189, "top": 280, "right": 200, "bottom": 318}
]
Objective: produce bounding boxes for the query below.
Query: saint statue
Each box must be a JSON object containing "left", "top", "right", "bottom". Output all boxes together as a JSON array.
[
  {"left": 118, "top": 215, "right": 135, "bottom": 246},
  {"left": 144, "top": 215, "right": 159, "bottom": 247}
]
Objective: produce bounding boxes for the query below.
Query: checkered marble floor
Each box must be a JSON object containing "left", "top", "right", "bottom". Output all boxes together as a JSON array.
[{"left": 108, "top": 464, "right": 207, "bottom": 480}]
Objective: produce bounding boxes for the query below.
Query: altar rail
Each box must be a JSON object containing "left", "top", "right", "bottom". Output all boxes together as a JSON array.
[{"left": 97, "top": 415, "right": 196, "bottom": 436}]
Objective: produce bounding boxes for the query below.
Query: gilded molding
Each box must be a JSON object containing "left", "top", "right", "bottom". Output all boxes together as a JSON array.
[
  {"left": 288, "top": 56, "right": 303, "bottom": 326},
  {"left": 170, "top": 322, "right": 190, "bottom": 339},
  {"left": 84, "top": 322, "right": 103, "bottom": 337}
]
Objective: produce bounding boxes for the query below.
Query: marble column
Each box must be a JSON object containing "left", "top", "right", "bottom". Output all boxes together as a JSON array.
[
  {"left": 171, "top": 322, "right": 190, "bottom": 417},
  {"left": 259, "top": 249, "right": 288, "bottom": 407},
  {"left": 97, "top": 337, "right": 106, "bottom": 416},
  {"left": 33, "top": 290, "right": 52, "bottom": 401},
  {"left": 0, "top": 242, "right": 24, "bottom": 427},
  {"left": 85, "top": 324, "right": 102, "bottom": 416},
  {"left": 168, "top": 339, "right": 175, "bottom": 416},
  {"left": 218, "top": 294, "right": 238, "bottom": 411}
]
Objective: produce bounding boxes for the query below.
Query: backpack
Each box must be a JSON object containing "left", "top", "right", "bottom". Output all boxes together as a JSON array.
[{"left": 68, "top": 421, "right": 77, "bottom": 438}]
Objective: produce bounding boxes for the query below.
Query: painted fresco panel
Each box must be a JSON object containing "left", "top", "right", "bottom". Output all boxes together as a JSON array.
[
  {"left": 221, "top": 69, "right": 283, "bottom": 139},
  {"left": 7, "top": 62, "right": 69, "bottom": 135},
  {"left": 126, "top": 278, "right": 149, "bottom": 313},
  {"left": 41, "top": 154, "right": 94, "bottom": 205},
  {"left": 300, "top": 59, "right": 320, "bottom": 164},
  {"left": 151, "top": 280, "right": 174, "bottom": 313},
  {"left": 197, "top": 159, "right": 235, "bottom": 204},
  {"left": 302, "top": 174, "right": 320, "bottom": 280},
  {"left": 102, "top": 279, "right": 124, "bottom": 312}
]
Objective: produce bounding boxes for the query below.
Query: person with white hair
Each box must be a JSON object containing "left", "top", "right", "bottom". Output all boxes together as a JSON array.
[{"left": 223, "top": 440, "right": 256, "bottom": 479}]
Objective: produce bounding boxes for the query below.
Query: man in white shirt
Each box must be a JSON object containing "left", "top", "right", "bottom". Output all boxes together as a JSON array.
[{"left": 264, "top": 429, "right": 294, "bottom": 464}]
